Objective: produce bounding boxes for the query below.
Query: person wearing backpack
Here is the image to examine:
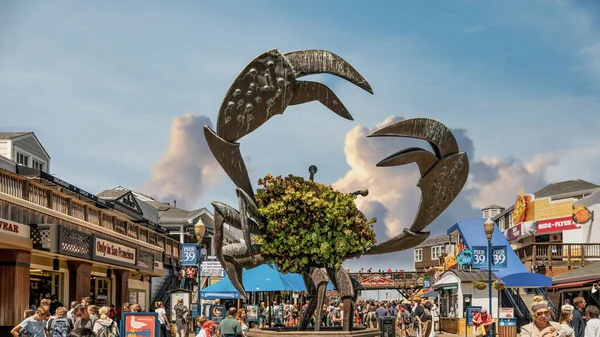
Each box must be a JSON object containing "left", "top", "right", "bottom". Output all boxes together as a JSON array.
[
  {"left": 92, "top": 306, "right": 119, "bottom": 337},
  {"left": 47, "top": 307, "right": 73, "bottom": 337}
]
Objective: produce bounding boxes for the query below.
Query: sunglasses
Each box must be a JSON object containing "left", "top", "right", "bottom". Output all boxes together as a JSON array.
[{"left": 536, "top": 310, "right": 550, "bottom": 317}]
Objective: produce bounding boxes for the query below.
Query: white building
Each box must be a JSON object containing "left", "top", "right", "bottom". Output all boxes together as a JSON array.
[{"left": 0, "top": 132, "right": 50, "bottom": 172}]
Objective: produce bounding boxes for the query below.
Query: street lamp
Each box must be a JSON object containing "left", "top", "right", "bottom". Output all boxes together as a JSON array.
[
  {"left": 483, "top": 218, "right": 495, "bottom": 337},
  {"left": 194, "top": 222, "right": 206, "bottom": 318}
]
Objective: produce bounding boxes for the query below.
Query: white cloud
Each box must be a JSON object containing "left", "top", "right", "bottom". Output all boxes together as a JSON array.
[{"left": 141, "top": 113, "right": 222, "bottom": 210}]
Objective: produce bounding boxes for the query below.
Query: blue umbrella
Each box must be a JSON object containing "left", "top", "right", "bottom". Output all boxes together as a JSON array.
[{"left": 241, "top": 264, "right": 300, "bottom": 292}]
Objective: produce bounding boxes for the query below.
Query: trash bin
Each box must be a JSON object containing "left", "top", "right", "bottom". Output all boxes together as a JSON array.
[
  {"left": 498, "top": 318, "right": 517, "bottom": 337},
  {"left": 380, "top": 316, "right": 396, "bottom": 337}
]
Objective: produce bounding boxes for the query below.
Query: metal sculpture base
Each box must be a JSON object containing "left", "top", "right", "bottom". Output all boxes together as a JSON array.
[{"left": 247, "top": 327, "right": 379, "bottom": 337}]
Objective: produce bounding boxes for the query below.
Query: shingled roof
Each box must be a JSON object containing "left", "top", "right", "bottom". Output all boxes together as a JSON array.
[
  {"left": 534, "top": 179, "right": 600, "bottom": 198},
  {"left": 415, "top": 234, "right": 456, "bottom": 248},
  {"left": 0, "top": 132, "right": 31, "bottom": 139}
]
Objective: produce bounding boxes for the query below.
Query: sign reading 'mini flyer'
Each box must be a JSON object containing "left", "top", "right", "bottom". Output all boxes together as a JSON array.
[{"left": 121, "top": 313, "right": 159, "bottom": 337}]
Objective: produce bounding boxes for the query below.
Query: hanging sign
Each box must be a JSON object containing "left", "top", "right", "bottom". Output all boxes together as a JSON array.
[
  {"left": 491, "top": 246, "right": 508, "bottom": 268},
  {"left": 457, "top": 249, "right": 473, "bottom": 266},
  {"left": 182, "top": 244, "right": 198, "bottom": 266},
  {"left": 471, "top": 246, "right": 488, "bottom": 269}
]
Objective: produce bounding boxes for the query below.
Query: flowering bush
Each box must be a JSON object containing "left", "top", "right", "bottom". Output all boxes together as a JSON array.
[{"left": 255, "top": 174, "right": 377, "bottom": 273}]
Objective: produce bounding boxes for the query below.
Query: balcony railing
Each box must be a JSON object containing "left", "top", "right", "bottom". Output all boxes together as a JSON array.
[
  {"left": 514, "top": 243, "right": 600, "bottom": 269},
  {"left": 0, "top": 169, "right": 180, "bottom": 264}
]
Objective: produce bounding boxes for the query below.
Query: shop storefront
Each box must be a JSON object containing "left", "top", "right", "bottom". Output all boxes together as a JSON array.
[
  {"left": 432, "top": 269, "right": 500, "bottom": 335},
  {"left": 0, "top": 217, "right": 33, "bottom": 335}
]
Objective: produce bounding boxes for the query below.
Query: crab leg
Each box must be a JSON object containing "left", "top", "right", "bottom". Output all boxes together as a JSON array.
[
  {"left": 213, "top": 206, "right": 247, "bottom": 299},
  {"left": 327, "top": 268, "right": 356, "bottom": 331},
  {"left": 289, "top": 81, "right": 353, "bottom": 121},
  {"left": 299, "top": 268, "right": 329, "bottom": 330},
  {"left": 204, "top": 126, "right": 254, "bottom": 199}
]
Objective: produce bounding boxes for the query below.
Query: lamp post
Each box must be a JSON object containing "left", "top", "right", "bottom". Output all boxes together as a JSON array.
[
  {"left": 194, "top": 222, "right": 206, "bottom": 318},
  {"left": 483, "top": 218, "right": 495, "bottom": 337}
]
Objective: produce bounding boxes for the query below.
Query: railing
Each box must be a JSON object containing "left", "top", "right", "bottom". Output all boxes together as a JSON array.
[
  {"left": 149, "top": 269, "right": 179, "bottom": 311},
  {"left": 514, "top": 243, "right": 600, "bottom": 269},
  {"left": 533, "top": 288, "right": 556, "bottom": 321},
  {"left": 0, "top": 169, "right": 181, "bottom": 264}
]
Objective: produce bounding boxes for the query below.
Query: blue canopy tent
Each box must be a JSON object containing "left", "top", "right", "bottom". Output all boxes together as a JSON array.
[
  {"left": 200, "top": 264, "right": 333, "bottom": 299},
  {"left": 447, "top": 217, "right": 552, "bottom": 287}
]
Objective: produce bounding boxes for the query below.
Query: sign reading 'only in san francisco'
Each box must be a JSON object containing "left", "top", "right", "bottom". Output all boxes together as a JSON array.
[{"left": 95, "top": 237, "right": 137, "bottom": 265}]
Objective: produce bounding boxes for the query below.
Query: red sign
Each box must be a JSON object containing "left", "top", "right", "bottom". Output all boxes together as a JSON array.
[
  {"left": 536, "top": 216, "right": 581, "bottom": 234},
  {"left": 124, "top": 314, "right": 157, "bottom": 337},
  {"left": 505, "top": 223, "right": 522, "bottom": 241}
]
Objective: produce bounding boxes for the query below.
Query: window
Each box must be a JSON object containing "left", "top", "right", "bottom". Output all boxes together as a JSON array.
[
  {"left": 431, "top": 246, "right": 444, "bottom": 260},
  {"left": 483, "top": 210, "right": 489, "bottom": 218},
  {"left": 33, "top": 159, "right": 44, "bottom": 171},
  {"left": 414, "top": 249, "right": 422, "bottom": 262},
  {"left": 508, "top": 213, "right": 514, "bottom": 227},
  {"left": 498, "top": 217, "right": 505, "bottom": 231},
  {"left": 16, "top": 152, "right": 29, "bottom": 166}
]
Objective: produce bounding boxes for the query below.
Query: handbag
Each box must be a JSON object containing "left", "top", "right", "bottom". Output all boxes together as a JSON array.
[{"left": 476, "top": 324, "right": 486, "bottom": 337}]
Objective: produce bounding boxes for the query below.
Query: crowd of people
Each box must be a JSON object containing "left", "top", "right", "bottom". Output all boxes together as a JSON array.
[{"left": 11, "top": 296, "right": 144, "bottom": 337}]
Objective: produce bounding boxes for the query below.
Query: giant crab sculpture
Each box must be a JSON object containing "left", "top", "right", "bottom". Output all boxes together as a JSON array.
[{"left": 203, "top": 49, "right": 470, "bottom": 331}]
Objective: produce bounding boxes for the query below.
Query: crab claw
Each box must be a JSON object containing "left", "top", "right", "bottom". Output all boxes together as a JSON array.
[
  {"left": 364, "top": 228, "right": 430, "bottom": 255},
  {"left": 368, "top": 117, "right": 469, "bottom": 240},
  {"left": 284, "top": 50, "right": 374, "bottom": 94},
  {"left": 214, "top": 49, "right": 372, "bottom": 143},
  {"left": 368, "top": 117, "right": 459, "bottom": 159}
]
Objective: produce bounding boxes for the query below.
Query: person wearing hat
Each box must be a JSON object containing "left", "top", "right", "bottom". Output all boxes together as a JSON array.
[
  {"left": 473, "top": 308, "right": 493, "bottom": 337},
  {"left": 562, "top": 299, "right": 575, "bottom": 313},
  {"left": 197, "top": 320, "right": 218, "bottom": 337}
]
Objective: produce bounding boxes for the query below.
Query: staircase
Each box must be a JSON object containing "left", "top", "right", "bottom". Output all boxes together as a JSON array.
[
  {"left": 149, "top": 269, "right": 179, "bottom": 311},
  {"left": 521, "top": 293, "right": 537, "bottom": 315}
]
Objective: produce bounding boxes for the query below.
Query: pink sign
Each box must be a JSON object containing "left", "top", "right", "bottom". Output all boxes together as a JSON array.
[
  {"left": 505, "top": 223, "right": 522, "bottom": 241},
  {"left": 536, "top": 216, "right": 581, "bottom": 234}
]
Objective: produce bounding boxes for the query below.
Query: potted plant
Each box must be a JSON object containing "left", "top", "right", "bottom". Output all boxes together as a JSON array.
[
  {"left": 493, "top": 280, "right": 505, "bottom": 290},
  {"left": 471, "top": 281, "right": 487, "bottom": 290}
]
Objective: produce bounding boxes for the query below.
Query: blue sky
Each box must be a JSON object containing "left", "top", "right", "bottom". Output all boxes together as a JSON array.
[{"left": 2, "top": 0, "right": 600, "bottom": 271}]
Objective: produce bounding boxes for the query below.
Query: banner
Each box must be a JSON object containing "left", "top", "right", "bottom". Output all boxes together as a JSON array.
[
  {"left": 536, "top": 216, "right": 581, "bottom": 234},
  {"left": 491, "top": 246, "right": 508, "bottom": 268},
  {"left": 182, "top": 243, "right": 199, "bottom": 266},
  {"left": 471, "top": 246, "right": 488, "bottom": 269}
]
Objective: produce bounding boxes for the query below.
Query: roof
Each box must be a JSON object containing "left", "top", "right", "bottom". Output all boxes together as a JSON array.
[
  {"left": 482, "top": 204, "right": 505, "bottom": 210},
  {"left": 0, "top": 131, "right": 51, "bottom": 160},
  {"left": 0, "top": 132, "right": 30, "bottom": 139},
  {"left": 574, "top": 190, "right": 600, "bottom": 207},
  {"left": 415, "top": 234, "right": 455, "bottom": 248},
  {"left": 534, "top": 179, "right": 600, "bottom": 198},
  {"left": 98, "top": 189, "right": 129, "bottom": 199},
  {"left": 552, "top": 263, "right": 600, "bottom": 284}
]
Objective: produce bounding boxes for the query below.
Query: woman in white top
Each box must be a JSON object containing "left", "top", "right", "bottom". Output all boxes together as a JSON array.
[
  {"left": 155, "top": 301, "right": 171, "bottom": 337},
  {"left": 557, "top": 309, "right": 574, "bottom": 337}
]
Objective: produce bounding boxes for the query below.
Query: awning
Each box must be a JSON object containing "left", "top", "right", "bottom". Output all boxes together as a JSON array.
[
  {"left": 447, "top": 218, "right": 552, "bottom": 287},
  {"left": 501, "top": 272, "right": 552, "bottom": 288},
  {"left": 422, "top": 290, "right": 439, "bottom": 298},
  {"left": 547, "top": 280, "right": 597, "bottom": 290}
]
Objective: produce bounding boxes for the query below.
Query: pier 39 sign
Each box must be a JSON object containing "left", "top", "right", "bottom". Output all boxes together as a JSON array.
[{"left": 93, "top": 237, "right": 137, "bottom": 267}]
